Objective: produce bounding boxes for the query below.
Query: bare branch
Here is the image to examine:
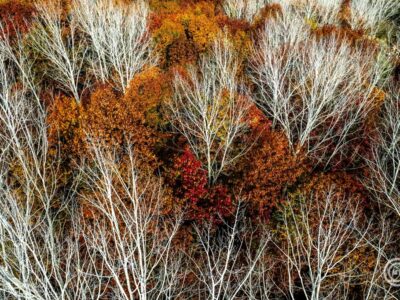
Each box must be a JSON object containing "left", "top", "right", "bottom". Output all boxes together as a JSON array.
[
  {"left": 188, "top": 204, "right": 272, "bottom": 300},
  {"left": 79, "top": 143, "right": 184, "bottom": 299},
  {"left": 30, "top": 0, "right": 87, "bottom": 102},
  {"left": 73, "top": 0, "right": 155, "bottom": 92},
  {"left": 251, "top": 15, "right": 384, "bottom": 166},
  {"left": 366, "top": 83, "right": 400, "bottom": 217},
  {"left": 169, "top": 36, "right": 250, "bottom": 183},
  {"left": 278, "top": 188, "right": 370, "bottom": 300}
]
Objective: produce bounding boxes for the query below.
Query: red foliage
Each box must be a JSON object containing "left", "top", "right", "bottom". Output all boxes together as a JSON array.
[
  {"left": 175, "top": 146, "right": 208, "bottom": 203},
  {"left": 172, "top": 146, "right": 233, "bottom": 223},
  {"left": 0, "top": 1, "right": 36, "bottom": 40}
]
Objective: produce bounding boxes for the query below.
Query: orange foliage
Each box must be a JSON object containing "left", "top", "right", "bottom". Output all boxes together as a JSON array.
[
  {"left": 124, "top": 67, "right": 172, "bottom": 128},
  {"left": 231, "top": 105, "right": 309, "bottom": 220},
  {"left": 151, "top": 1, "right": 223, "bottom": 66},
  {"left": 8, "top": 1, "right": 394, "bottom": 297},
  {"left": 149, "top": 0, "right": 182, "bottom": 14},
  {"left": 82, "top": 86, "right": 127, "bottom": 146},
  {"left": 47, "top": 95, "right": 83, "bottom": 158},
  {"left": 82, "top": 85, "right": 162, "bottom": 171},
  {"left": 44, "top": 0, "right": 381, "bottom": 224},
  {"left": 152, "top": 17, "right": 186, "bottom": 51},
  {"left": 299, "top": 171, "right": 368, "bottom": 205},
  {"left": 183, "top": 11, "right": 220, "bottom": 53},
  {"left": 47, "top": 68, "right": 172, "bottom": 172},
  {"left": 149, "top": 1, "right": 262, "bottom": 67}
]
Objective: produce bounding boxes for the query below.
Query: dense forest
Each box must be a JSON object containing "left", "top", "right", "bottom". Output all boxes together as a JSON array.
[{"left": 0, "top": 0, "right": 399, "bottom": 299}]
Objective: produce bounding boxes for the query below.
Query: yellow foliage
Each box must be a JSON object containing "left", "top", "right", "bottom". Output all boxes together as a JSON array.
[
  {"left": 151, "top": 1, "right": 223, "bottom": 66},
  {"left": 149, "top": 0, "right": 181, "bottom": 13},
  {"left": 124, "top": 66, "right": 172, "bottom": 128},
  {"left": 185, "top": 13, "right": 220, "bottom": 52},
  {"left": 153, "top": 18, "right": 186, "bottom": 50}
]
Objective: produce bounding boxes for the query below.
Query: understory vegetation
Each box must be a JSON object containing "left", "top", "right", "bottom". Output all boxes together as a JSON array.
[{"left": 0, "top": 0, "right": 399, "bottom": 299}]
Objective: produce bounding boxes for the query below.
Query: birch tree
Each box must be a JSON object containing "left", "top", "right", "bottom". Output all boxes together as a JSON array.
[
  {"left": 169, "top": 37, "right": 250, "bottom": 183},
  {"left": 188, "top": 205, "right": 271, "bottom": 299},
  {"left": 30, "top": 1, "right": 87, "bottom": 102},
  {"left": 73, "top": 0, "right": 154, "bottom": 92},
  {"left": 251, "top": 15, "right": 384, "bottom": 166},
  {"left": 79, "top": 144, "right": 184, "bottom": 300},
  {"left": 279, "top": 189, "right": 370, "bottom": 300},
  {"left": 366, "top": 83, "right": 400, "bottom": 217}
]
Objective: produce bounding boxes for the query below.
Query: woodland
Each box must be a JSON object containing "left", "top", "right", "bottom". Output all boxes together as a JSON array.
[{"left": 0, "top": 0, "right": 399, "bottom": 299}]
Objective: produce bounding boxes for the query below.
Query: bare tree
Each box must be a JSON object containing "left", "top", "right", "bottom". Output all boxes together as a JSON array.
[
  {"left": 241, "top": 259, "right": 279, "bottom": 300},
  {"left": 0, "top": 188, "right": 100, "bottom": 300},
  {"left": 349, "top": 0, "right": 400, "bottom": 35},
  {"left": 223, "top": 0, "right": 343, "bottom": 25},
  {"left": 29, "top": 0, "right": 87, "bottom": 102},
  {"left": 73, "top": 0, "right": 155, "bottom": 92},
  {"left": 366, "top": 83, "right": 400, "bottom": 217},
  {"left": 361, "top": 210, "right": 400, "bottom": 300},
  {"left": 169, "top": 37, "right": 250, "bottom": 183},
  {"left": 251, "top": 16, "right": 384, "bottom": 166},
  {"left": 187, "top": 205, "right": 271, "bottom": 300},
  {"left": 0, "top": 37, "right": 99, "bottom": 299},
  {"left": 278, "top": 188, "right": 371, "bottom": 300},
  {"left": 0, "top": 25, "right": 42, "bottom": 107},
  {"left": 296, "top": 0, "right": 342, "bottom": 25},
  {"left": 79, "top": 143, "right": 184, "bottom": 300},
  {"left": 223, "top": 0, "right": 269, "bottom": 22},
  {"left": 271, "top": 0, "right": 399, "bottom": 29},
  {"left": 238, "top": 229, "right": 281, "bottom": 300}
]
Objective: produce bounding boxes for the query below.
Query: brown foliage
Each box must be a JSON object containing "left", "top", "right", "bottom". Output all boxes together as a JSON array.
[
  {"left": 82, "top": 85, "right": 162, "bottom": 171},
  {"left": 338, "top": 0, "right": 352, "bottom": 27},
  {"left": 252, "top": 3, "right": 282, "bottom": 31},
  {"left": 299, "top": 171, "right": 368, "bottom": 205},
  {"left": 312, "top": 24, "right": 378, "bottom": 52}
]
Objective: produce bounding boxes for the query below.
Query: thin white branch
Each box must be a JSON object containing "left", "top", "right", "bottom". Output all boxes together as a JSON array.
[
  {"left": 169, "top": 36, "right": 250, "bottom": 183},
  {"left": 73, "top": 0, "right": 155, "bottom": 92}
]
